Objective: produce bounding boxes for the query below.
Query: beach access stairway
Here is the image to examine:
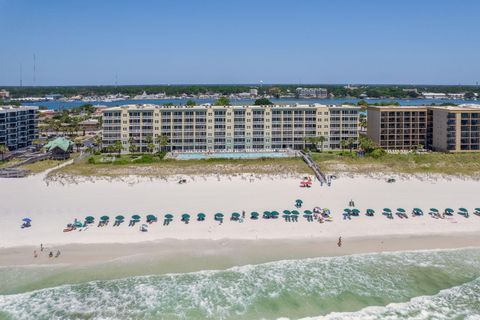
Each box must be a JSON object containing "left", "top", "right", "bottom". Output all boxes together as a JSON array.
[{"left": 299, "top": 151, "right": 327, "bottom": 184}]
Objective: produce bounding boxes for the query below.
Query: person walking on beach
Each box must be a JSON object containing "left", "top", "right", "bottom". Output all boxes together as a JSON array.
[
  {"left": 55, "top": 250, "right": 61, "bottom": 258},
  {"left": 40, "top": 244, "right": 44, "bottom": 252},
  {"left": 33, "top": 250, "right": 38, "bottom": 258},
  {"left": 337, "top": 236, "right": 342, "bottom": 247},
  {"left": 49, "top": 251, "right": 53, "bottom": 258}
]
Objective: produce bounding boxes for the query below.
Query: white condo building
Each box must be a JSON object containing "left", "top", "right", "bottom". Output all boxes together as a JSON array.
[{"left": 102, "top": 104, "right": 359, "bottom": 152}]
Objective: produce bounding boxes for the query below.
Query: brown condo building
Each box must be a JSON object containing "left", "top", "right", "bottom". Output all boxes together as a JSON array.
[{"left": 367, "top": 105, "right": 480, "bottom": 152}]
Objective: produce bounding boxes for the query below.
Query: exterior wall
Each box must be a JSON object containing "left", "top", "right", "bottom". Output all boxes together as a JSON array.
[
  {"left": 102, "top": 104, "right": 360, "bottom": 153},
  {"left": 366, "top": 106, "right": 428, "bottom": 150},
  {"left": 0, "top": 106, "right": 38, "bottom": 150}
]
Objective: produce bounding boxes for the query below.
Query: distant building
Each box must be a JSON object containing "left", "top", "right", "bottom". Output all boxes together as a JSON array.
[
  {"left": 421, "top": 92, "right": 447, "bottom": 99},
  {"left": 295, "top": 88, "right": 328, "bottom": 99},
  {"left": 249, "top": 89, "right": 258, "bottom": 97},
  {"left": 0, "top": 89, "right": 10, "bottom": 99},
  {"left": 0, "top": 106, "right": 38, "bottom": 150},
  {"left": 45, "top": 94, "right": 64, "bottom": 100},
  {"left": 78, "top": 118, "right": 100, "bottom": 133},
  {"left": 367, "top": 105, "right": 480, "bottom": 152},
  {"left": 101, "top": 104, "right": 359, "bottom": 152},
  {"left": 402, "top": 88, "right": 418, "bottom": 94}
]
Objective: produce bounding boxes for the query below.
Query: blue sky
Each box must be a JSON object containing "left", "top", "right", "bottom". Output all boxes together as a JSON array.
[{"left": 1, "top": 0, "right": 479, "bottom": 86}]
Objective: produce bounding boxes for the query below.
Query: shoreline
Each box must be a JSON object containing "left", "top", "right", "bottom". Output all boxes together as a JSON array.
[{"left": 3, "top": 233, "right": 480, "bottom": 268}]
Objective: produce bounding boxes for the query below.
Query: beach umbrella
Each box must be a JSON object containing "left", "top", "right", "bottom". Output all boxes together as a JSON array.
[
  {"left": 474, "top": 208, "right": 480, "bottom": 212},
  {"left": 383, "top": 208, "right": 392, "bottom": 213},
  {"left": 85, "top": 216, "right": 95, "bottom": 222},
  {"left": 164, "top": 214, "right": 173, "bottom": 219},
  {"left": 232, "top": 212, "right": 240, "bottom": 219},
  {"left": 263, "top": 211, "right": 271, "bottom": 217},
  {"left": 459, "top": 208, "right": 468, "bottom": 212},
  {"left": 182, "top": 213, "right": 190, "bottom": 220},
  {"left": 146, "top": 214, "right": 157, "bottom": 221},
  {"left": 397, "top": 208, "right": 406, "bottom": 213},
  {"left": 283, "top": 210, "right": 291, "bottom": 215},
  {"left": 215, "top": 213, "right": 224, "bottom": 219},
  {"left": 296, "top": 199, "right": 303, "bottom": 203},
  {"left": 73, "top": 221, "right": 83, "bottom": 228},
  {"left": 251, "top": 212, "right": 259, "bottom": 218},
  {"left": 197, "top": 213, "right": 206, "bottom": 220},
  {"left": 291, "top": 210, "right": 300, "bottom": 215},
  {"left": 270, "top": 211, "right": 279, "bottom": 216},
  {"left": 304, "top": 210, "right": 313, "bottom": 215},
  {"left": 351, "top": 209, "right": 360, "bottom": 215},
  {"left": 430, "top": 208, "right": 439, "bottom": 213},
  {"left": 115, "top": 215, "right": 125, "bottom": 221},
  {"left": 22, "top": 217, "right": 32, "bottom": 223},
  {"left": 366, "top": 209, "right": 375, "bottom": 215},
  {"left": 445, "top": 208, "right": 454, "bottom": 213},
  {"left": 132, "top": 214, "right": 141, "bottom": 221},
  {"left": 100, "top": 215, "right": 109, "bottom": 221}
]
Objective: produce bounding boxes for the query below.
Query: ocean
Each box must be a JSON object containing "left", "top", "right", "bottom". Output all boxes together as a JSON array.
[{"left": 1, "top": 248, "right": 479, "bottom": 320}]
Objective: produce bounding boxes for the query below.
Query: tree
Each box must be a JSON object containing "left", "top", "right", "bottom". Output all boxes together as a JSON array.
[
  {"left": 112, "top": 140, "right": 123, "bottom": 155},
  {"left": 346, "top": 138, "right": 356, "bottom": 153},
  {"left": 156, "top": 135, "right": 170, "bottom": 152},
  {"left": 0, "top": 144, "right": 8, "bottom": 161},
  {"left": 317, "top": 136, "right": 326, "bottom": 152},
  {"left": 214, "top": 96, "right": 230, "bottom": 106},
  {"left": 128, "top": 137, "right": 139, "bottom": 154},
  {"left": 358, "top": 136, "right": 376, "bottom": 153},
  {"left": 356, "top": 100, "right": 369, "bottom": 107},
  {"left": 74, "top": 137, "right": 83, "bottom": 152},
  {"left": 145, "top": 135, "right": 155, "bottom": 153},
  {"left": 340, "top": 139, "right": 349, "bottom": 151},
  {"left": 253, "top": 98, "right": 273, "bottom": 105},
  {"left": 185, "top": 99, "right": 196, "bottom": 106}
]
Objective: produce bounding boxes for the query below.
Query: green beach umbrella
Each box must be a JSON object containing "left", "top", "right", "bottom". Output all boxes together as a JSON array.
[
  {"left": 73, "top": 221, "right": 83, "bottom": 228},
  {"left": 100, "top": 215, "right": 109, "bottom": 221},
  {"left": 366, "top": 209, "right": 375, "bottom": 214},
  {"left": 291, "top": 210, "right": 300, "bottom": 215},
  {"left": 296, "top": 199, "right": 303, "bottom": 203},
  {"left": 430, "top": 208, "right": 439, "bottom": 213},
  {"left": 397, "top": 208, "right": 406, "bottom": 213},
  {"left": 351, "top": 209, "right": 360, "bottom": 215},
  {"left": 444, "top": 208, "right": 453, "bottom": 213},
  {"left": 215, "top": 213, "right": 224, "bottom": 219},
  {"left": 132, "top": 214, "right": 141, "bottom": 220},
  {"left": 115, "top": 215, "right": 125, "bottom": 221},
  {"left": 475, "top": 208, "right": 480, "bottom": 212},
  {"left": 383, "top": 208, "right": 392, "bottom": 213},
  {"left": 197, "top": 213, "right": 206, "bottom": 220},
  {"left": 146, "top": 214, "right": 157, "bottom": 221},
  {"left": 182, "top": 213, "right": 191, "bottom": 220},
  {"left": 85, "top": 216, "right": 94, "bottom": 222},
  {"left": 164, "top": 214, "right": 173, "bottom": 219},
  {"left": 271, "top": 211, "right": 279, "bottom": 216},
  {"left": 304, "top": 210, "right": 313, "bottom": 215},
  {"left": 251, "top": 212, "right": 259, "bottom": 218},
  {"left": 283, "top": 210, "right": 291, "bottom": 215},
  {"left": 459, "top": 208, "right": 468, "bottom": 212},
  {"left": 232, "top": 212, "right": 240, "bottom": 218}
]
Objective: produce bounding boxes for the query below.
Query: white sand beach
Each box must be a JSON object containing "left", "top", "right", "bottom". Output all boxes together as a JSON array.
[{"left": 1, "top": 170, "right": 480, "bottom": 258}]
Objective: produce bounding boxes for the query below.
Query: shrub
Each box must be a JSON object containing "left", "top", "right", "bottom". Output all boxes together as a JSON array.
[{"left": 369, "top": 148, "right": 386, "bottom": 158}]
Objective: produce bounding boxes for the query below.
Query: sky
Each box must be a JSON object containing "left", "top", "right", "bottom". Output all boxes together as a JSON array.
[{"left": 0, "top": 0, "right": 479, "bottom": 86}]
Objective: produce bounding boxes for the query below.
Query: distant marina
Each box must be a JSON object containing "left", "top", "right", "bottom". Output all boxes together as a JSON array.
[{"left": 21, "top": 97, "right": 480, "bottom": 110}]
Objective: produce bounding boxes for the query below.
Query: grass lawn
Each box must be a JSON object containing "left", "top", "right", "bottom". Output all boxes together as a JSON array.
[
  {"left": 19, "top": 159, "right": 67, "bottom": 173},
  {"left": 52, "top": 153, "right": 311, "bottom": 177},
  {"left": 311, "top": 151, "right": 480, "bottom": 175}
]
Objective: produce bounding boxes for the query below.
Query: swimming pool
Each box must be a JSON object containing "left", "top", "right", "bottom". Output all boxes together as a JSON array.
[{"left": 173, "top": 151, "right": 295, "bottom": 160}]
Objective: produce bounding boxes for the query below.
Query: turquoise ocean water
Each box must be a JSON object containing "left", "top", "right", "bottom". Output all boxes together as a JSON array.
[{"left": 1, "top": 248, "right": 480, "bottom": 320}]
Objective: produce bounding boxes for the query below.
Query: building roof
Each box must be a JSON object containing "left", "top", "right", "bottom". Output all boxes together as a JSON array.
[
  {"left": 102, "top": 103, "right": 360, "bottom": 112},
  {"left": 0, "top": 105, "right": 38, "bottom": 112},
  {"left": 44, "top": 137, "right": 74, "bottom": 152},
  {"left": 367, "top": 104, "right": 480, "bottom": 112}
]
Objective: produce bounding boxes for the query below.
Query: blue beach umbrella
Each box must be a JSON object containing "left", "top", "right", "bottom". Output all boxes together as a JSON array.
[{"left": 22, "top": 218, "right": 32, "bottom": 223}]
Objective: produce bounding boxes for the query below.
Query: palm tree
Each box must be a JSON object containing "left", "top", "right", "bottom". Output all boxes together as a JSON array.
[
  {"left": 346, "top": 138, "right": 356, "bottom": 153},
  {"left": 113, "top": 140, "right": 123, "bottom": 156},
  {"left": 317, "top": 136, "right": 326, "bottom": 152},
  {"left": 145, "top": 135, "right": 155, "bottom": 153},
  {"left": 0, "top": 144, "right": 8, "bottom": 161},
  {"left": 128, "top": 137, "right": 139, "bottom": 154},
  {"left": 155, "top": 135, "right": 170, "bottom": 152}
]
